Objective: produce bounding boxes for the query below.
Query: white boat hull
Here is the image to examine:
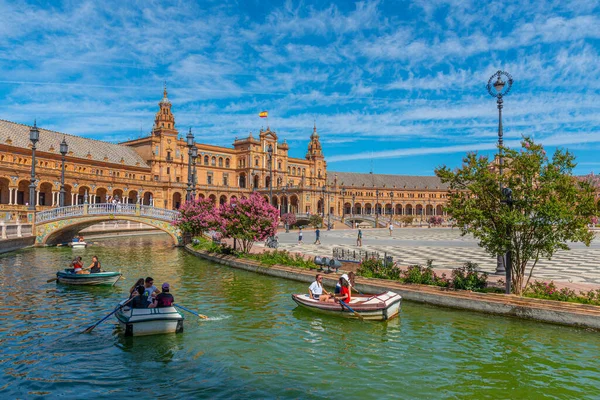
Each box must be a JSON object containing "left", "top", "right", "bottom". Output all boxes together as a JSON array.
[
  {"left": 115, "top": 303, "right": 184, "bottom": 336},
  {"left": 70, "top": 242, "right": 87, "bottom": 249},
  {"left": 292, "top": 291, "right": 402, "bottom": 321}
]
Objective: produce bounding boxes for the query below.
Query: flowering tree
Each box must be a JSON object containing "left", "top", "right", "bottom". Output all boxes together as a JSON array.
[
  {"left": 308, "top": 214, "right": 323, "bottom": 228},
  {"left": 428, "top": 216, "right": 443, "bottom": 226},
  {"left": 217, "top": 193, "right": 279, "bottom": 253},
  {"left": 172, "top": 198, "right": 219, "bottom": 237},
  {"left": 281, "top": 213, "right": 297, "bottom": 232},
  {"left": 436, "top": 138, "right": 596, "bottom": 295}
]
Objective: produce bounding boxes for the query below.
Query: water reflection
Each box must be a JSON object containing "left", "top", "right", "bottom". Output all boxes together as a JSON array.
[{"left": 1, "top": 234, "right": 600, "bottom": 398}]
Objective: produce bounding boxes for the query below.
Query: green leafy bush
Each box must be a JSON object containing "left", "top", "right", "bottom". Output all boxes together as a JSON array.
[
  {"left": 242, "top": 250, "right": 317, "bottom": 269},
  {"left": 451, "top": 262, "right": 488, "bottom": 291},
  {"left": 357, "top": 258, "right": 401, "bottom": 280},
  {"left": 523, "top": 280, "right": 600, "bottom": 305}
]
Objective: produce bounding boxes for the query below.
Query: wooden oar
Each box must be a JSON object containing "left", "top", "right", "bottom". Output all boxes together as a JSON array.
[
  {"left": 47, "top": 277, "right": 58, "bottom": 283},
  {"left": 339, "top": 300, "right": 364, "bottom": 320},
  {"left": 173, "top": 303, "right": 208, "bottom": 320},
  {"left": 82, "top": 297, "right": 134, "bottom": 334}
]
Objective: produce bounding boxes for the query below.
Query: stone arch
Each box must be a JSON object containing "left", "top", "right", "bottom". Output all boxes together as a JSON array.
[
  {"left": 113, "top": 189, "right": 124, "bottom": 203},
  {"left": 395, "top": 204, "right": 403, "bottom": 215},
  {"left": 219, "top": 195, "right": 227, "bottom": 205},
  {"left": 364, "top": 203, "right": 372, "bottom": 215},
  {"left": 265, "top": 176, "right": 271, "bottom": 188},
  {"left": 204, "top": 155, "right": 209, "bottom": 165},
  {"left": 225, "top": 158, "right": 230, "bottom": 168},
  {"left": 416, "top": 204, "right": 424, "bottom": 218},
  {"left": 172, "top": 192, "right": 182, "bottom": 209},
  {"left": 38, "top": 181, "right": 53, "bottom": 206},
  {"left": 343, "top": 202, "right": 351, "bottom": 215},
  {"left": 253, "top": 175, "right": 259, "bottom": 189},
  {"left": 405, "top": 204, "right": 413, "bottom": 215},
  {"left": 238, "top": 173, "right": 246, "bottom": 188},
  {"left": 78, "top": 186, "right": 91, "bottom": 204},
  {"left": 280, "top": 195, "right": 288, "bottom": 214},
  {"left": 436, "top": 205, "right": 444, "bottom": 216},
  {"left": 0, "top": 177, "right": 10, "bottom": 204},
  {"left": 272, "top": 195, "right": 279, "bottom": 208},
  {"left": 208, "top": 194, "right": 217, "bottom": 204},
  {"left": 143, "top": 191, "right": 153, "bottom": 206},
  {"left": 290, "top": 194, "right": 299, "bottom": 213},
  {"left": 230, "top": 195, "right": 237, "bottom": 203},
  {"left": 63, "top": 184, "right": 73, "bottom": 206},
  {"left": 37, "top": 216, "right": 181, "bottom": 246},
  {"left": 95, "top": 187, "right": 108, "bottom": 203},
  {"left": 128, "top": 190, "right": 138, "bottom": 204},
  {"left": 354, "top": 203, "right": 362, "bottom": 215},
  {"left": 17, "top": 179, "right": 30, "bottom": 205},
  {"left": 384, "top": 203, "right": 392, "bottom": 215},
  {"left": 197, "top": 193, "right": 205, "bottom": 199}
]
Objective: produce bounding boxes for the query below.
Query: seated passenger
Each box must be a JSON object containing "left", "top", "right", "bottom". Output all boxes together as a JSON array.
[
  {"left": 72, "top": 256, "right": 84, "bottom": 274},
  {"left": 78, "top": 235, "right": 84, "bottom": 242},
  {"left": 308, "top": 274, "right": 334, "bottom": 302},
  {"left": 335, "top": 275, "right": 352, "bottom": 304},
  {"left": 88, "top": 256, "right": 101, "bottom": 274},
  {"left": 129, "top": 278, "right": 145, "bottom": 298},
  {"left": 72, "top": 237, "right": 79, "bottom": 243},
  {"left": 130, "top": 286, "right": 148, "bottom": 309},
  {"left": 149, "top": 283, "right": 174, "bottom": 308}
]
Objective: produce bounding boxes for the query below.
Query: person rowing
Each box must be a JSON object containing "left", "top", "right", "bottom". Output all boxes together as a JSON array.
[{"left": 80, "top": 255, "right": 102, "bottom": 274}]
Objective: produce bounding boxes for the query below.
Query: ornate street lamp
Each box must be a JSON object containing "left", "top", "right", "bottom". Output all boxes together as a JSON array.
[
  {"left": 341, "top": 188, "right": 346, "bottom": 222},
  {"left": 191, "top": 146, "right": 198, "bottom": 199},
  {"left": 186, "top": 128, "right": 194, "bottom": 202},
  {"left": 487, "top": 70, "right": 514, "bottom": 279},
  {"left": 375, "top": 189, "right": 380, "bottom": 227},
  {"left": 352, "top": 194, "right": 356, "bottom": 217},
  {"left": 267, "top": 144, "right": 273, "bottom": 204},
  {"left": 501, "top": 187, "right": 514, "bottom": 294},
  {"left": 389, "top": 191, "right": 394, "bottom": 222},
  {"left": 59, "top": 137, "right": 68, "bottom": 207},
  {"left": 28, "top": 121, "right": 40, "bottom": 211},
  {"left": 321, "top": 185, "right": 326, "bottom": 218}
]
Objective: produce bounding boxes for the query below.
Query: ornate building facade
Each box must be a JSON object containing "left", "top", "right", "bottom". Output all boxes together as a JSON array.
[{"left": 0, "top": 88, "right": 493, "bottom": 225}]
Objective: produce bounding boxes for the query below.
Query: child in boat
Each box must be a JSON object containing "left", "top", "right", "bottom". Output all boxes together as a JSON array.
[
  {"left": 130, "top": 286, "right": 148, "bottom": 308},
  {"left": 148, "top": 283, "right": 174, "bottom": 308}
]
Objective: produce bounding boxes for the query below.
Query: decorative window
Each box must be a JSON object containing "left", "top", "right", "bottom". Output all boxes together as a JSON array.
[
  {"left": 218, "top": 157, "right": 223, "bottom": 167},
  {"left": 225, "top": 158, "right": 230, "bottom": 168},
  {"left": 204, "top": 155, "right": 209, "bottom": 165}
]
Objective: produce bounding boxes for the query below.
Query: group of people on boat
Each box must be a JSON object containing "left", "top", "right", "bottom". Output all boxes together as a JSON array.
[
  {"left": 128, "top": 276, "right": 174, "bottom": 309},
  {"left": 72, "top": 235, "right": 85, "bottom": 243},
  {"left": 308, "top": 272, "right": 355, "bottom": 304},
  {"left": 71, "top": 255, "right": 102, "bottom": 274}
]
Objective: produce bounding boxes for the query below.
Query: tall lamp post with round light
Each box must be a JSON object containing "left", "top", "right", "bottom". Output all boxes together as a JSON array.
[
  {"left": 375, "top": 189, "right": 380, "bottom": 227},
  {"left": 59, "top": 137, "right": 68, "bottom": 207},
  {"left": 186, "top": 128, "right": 194, "bottom": 202},
  {"left": 341, "top": 188, "right": 346, "bottom": 222},
  {"left": 487, "top": 70, "right": 513, "bottom": 285},
  {"left": 267, "top": 144, "right": 273, "bottom": 205},
  {"left": 28, "top": 122, "right": 40, "bottom": 211},
  {"left": 191, "top": 146, "right": 198, "bottom": 199}
]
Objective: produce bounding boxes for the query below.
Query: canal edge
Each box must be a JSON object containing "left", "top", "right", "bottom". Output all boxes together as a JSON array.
[{"left": 184, "top": 245, "right": 600, "bottom": 330}]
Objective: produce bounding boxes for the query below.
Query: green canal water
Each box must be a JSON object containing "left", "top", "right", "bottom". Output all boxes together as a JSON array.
[{"left": 0, "top": 234, "right": 599, "bottom": 399}]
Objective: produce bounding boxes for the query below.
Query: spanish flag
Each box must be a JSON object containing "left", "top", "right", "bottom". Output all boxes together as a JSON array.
[{"left": 259, "top": 111, "right": 268, "bottom": 118}]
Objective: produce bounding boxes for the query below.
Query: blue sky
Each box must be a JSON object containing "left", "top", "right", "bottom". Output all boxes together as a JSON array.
[{"left": 1, "top": 0, "right": 599, "bottom": 176}]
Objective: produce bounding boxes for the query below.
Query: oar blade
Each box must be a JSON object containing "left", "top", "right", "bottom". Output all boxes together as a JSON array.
[{"left": 47, "top": 277, "right": 58, "bottom": 283}]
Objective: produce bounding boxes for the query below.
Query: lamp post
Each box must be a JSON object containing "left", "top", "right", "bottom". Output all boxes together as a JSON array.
[
  {"left": 59, "top": 137, "right": 68, "bottom": 207},
  {"left": 389, "top": 191, "right": 394, "bottom": 223},
  {"left": 501, "top": 187, "right": 514, "bottom": 294},
  {"left": 375, "top": 189, "right": 380, "bottom": 227},
  {"left": 352, "top": 194, "right": 355, "bottom": 217},
  {"left": 191, "top": 146, "right": 198, "bottom": 199},
  {"left": 325, "top": 185, "right": 331, "bottom": 230},
  {"left": 341, "top": 188, "right": 346, "bottom": 222},
  {"left": 487, "top": 70, "right": 514, "bottom": 278},
  {"left": 28, "top": 122, "right": 40, "bottom": 211},
  {"left": 186, "top": 128, "right": 194, "bottom": 202},
  {"left": 267, "top": 144, "right": 273, "bottom": 205}
]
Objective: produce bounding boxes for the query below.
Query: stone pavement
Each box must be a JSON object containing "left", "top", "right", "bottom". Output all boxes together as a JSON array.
[{"left": 271, "top": 227, "right": 600, "bottom": 287}]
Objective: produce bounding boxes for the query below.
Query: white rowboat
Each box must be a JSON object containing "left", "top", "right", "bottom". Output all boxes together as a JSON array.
[{"left": 115, "top": 300, "right": 184, "bottom": 336}]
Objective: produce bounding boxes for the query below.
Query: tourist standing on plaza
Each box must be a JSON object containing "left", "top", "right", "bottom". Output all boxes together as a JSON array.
[
  {"left": 298, "top": 228, "right": 303, "bottom": 244},
  {"left": 389, "top": 223, "right": 394, "bottom": 236},
  {"left": 357, "top": 229, "right": 362, "bottom": 246},
  {"left": 314, "top": 228, "right": 321, "bottom": 245}
]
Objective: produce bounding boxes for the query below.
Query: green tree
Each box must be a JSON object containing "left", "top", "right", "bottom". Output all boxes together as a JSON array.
[
  {"left": 308, "top": 214, "right": 323, "bottom": 228},
  {"left": 435, "top": 138, "right": 596, "bottom": 295}
]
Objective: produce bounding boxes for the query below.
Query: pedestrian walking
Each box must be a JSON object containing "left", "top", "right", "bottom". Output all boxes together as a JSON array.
[
  {"left": 298, "top": 228, "right": 303, "bottom": 245},
  {"left": 389, "top": 223, "right": 394, "bottom": 236},
  {"left": 314, "top": 228, "right": 321, "bottom": 245},
  {"left": 357, "top": 228, "right": 362, "bottom": 247}
]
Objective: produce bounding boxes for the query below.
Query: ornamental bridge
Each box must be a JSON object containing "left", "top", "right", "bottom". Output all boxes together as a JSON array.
[{"left": 34, "top": 204, "right": 181, "bottom": 246}]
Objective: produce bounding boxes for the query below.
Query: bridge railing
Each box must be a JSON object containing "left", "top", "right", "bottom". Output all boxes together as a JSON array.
[
  {"left": 140, "top": 205, "right": 179, "bottom": 221},
  {"left": 35, "top": 204, "right": 179, "bottom": 224}
]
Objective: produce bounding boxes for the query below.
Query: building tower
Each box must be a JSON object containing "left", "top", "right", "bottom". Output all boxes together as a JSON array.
[{"left": 152, "top": 84, "right": 178, "bottom": 137}]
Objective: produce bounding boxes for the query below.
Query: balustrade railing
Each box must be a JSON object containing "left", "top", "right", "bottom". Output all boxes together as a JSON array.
[{"left": 35, "top": 204, "right": 179, "bottom": 223}]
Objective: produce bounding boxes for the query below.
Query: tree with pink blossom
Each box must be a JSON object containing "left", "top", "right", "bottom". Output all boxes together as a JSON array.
[
  {"left": 281, "top": 212, "right": 296, "bottom": 232},
  {"left": 172, "top": 198, "right": 219, "bottom": 237},
  {"left": 217, "top": 193, "right": 279, "bottom": 253}
]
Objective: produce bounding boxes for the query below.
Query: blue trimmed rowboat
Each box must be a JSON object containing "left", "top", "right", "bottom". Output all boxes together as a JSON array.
[
  {"left": 56, "top": 269, "right": 122, "bottom": 286},
  {"left": 291, "top": 291, "right": 402, "bottom": 321},
  {"left": 115, "top": 300, "right": 184, "bottom": 336}
]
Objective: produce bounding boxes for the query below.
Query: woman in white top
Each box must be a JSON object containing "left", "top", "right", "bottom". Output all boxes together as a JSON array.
[{"left": 308, "top": 274, "right": 334, "bottom": 302}]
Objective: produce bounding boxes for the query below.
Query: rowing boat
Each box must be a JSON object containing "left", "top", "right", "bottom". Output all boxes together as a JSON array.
[
  {"left": 56, "top": 269, "right": 122, "bottom": 286},
  {"left": 291, "top": 291, "right": 402, "bottom": 321},
  {"left": 70, "top": 241, "right": 87, "bottom": 249},
  {"left": 115, "top": 300, "right": 184, "bottom": 336}
]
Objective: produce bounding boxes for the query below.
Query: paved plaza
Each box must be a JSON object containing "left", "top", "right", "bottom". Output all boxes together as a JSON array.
[{"left": 274, "top": 228, "right": 600, "bottom": 285}]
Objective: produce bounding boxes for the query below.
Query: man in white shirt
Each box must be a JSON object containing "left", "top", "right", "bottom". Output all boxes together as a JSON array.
[
  {"left": 308, "top": 274, "right": 333, "bottom": 302},
  {"left": 389, "top": 223, "right": 394, "bottom": 236}
]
